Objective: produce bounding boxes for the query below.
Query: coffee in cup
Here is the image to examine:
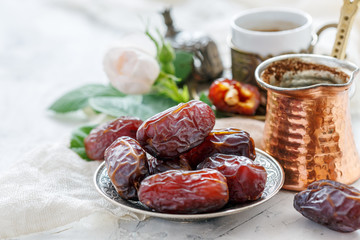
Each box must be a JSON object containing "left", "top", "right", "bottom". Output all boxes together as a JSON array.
[{"left": 229, "top": 8, "right": 317, "bottom": 114}]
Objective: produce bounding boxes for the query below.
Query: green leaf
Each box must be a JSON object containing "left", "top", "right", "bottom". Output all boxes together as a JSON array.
[
  {"left": 199, "top": 92, "right": 212, "bottom": 106},
  {"left": 89, "top": 96, "right": 152, "bottom": 120},
  {"left": 142, "top": 94, "right": 178, "bottom": 112},
  {"left": 70, "top": 125, "right": 96, "bottom": 161},
  {"left": 89, "top": 95, "right": 144, "bottom": 117},
  {"left": 159, "top": 42, "right": 175, "bottom": 63},
  {"left": 214, "top": 110, "right": 233, "bottom": 118},
  {"left": 89, "top": 94, "right": 178, "bottom": 120},
  {"left": 160, "top": 62, "right": 175, "bottom": 75},
  {"left": 173, "top": 51, "right": 193, "bottom": 81},
  {"left": 49, "top": 84, "right": 125, "bottom": 113},
  {"left": 153, "top": 72, "right": 190, "bottom": 103},
  {"left": 72, "top": 147, "right": 90, "bottom": 161},
  {"left": 181, "top": 85, "right": 190, "bottom": 102}
]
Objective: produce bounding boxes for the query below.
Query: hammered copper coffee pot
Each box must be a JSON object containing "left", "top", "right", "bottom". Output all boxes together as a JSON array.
[{"left": 255, "top": 54, "right": 360, "bottom": 191}]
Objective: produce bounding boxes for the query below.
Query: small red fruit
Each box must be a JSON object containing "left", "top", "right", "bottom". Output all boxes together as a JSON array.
[{"left": 208, "top": 78, "right": 260, "bottom": 115}]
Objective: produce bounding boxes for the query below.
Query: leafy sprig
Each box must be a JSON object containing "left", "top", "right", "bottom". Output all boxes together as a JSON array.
[
  {"left": 146, "top": 29, "right": 191, "bottom": 103},
  {"left": 153, "top": 72, "right": 190, "bottom": 103}
]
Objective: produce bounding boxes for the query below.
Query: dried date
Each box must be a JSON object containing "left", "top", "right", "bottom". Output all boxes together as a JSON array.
[
  {"left": 138, "top": 169, "right": 229, "bottom": 214},
  {"left": 294, "top": 179, "right": 360, "bottom": 232},
  {"left": 180, "top": 128, "right": 256, "bottom": 169},
  {"left": 85, "top": 116, "right": 143, "bottom": 160},
  {"left": 147, "top": 154, "right": 192, "bottom": 175},
  {"left": 104, "top": 136, "right": 149, "bottom": 200},
  {"left": 197, "top": 153, "right": 267, "bottom": 203},
  {"left": 136, "top": 100, "right": 215, "bottom": 159}
]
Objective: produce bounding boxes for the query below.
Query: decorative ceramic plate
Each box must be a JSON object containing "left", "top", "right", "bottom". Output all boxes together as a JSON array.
[{"left": 94, "top": 148, "right": 284, "bottom": 220}]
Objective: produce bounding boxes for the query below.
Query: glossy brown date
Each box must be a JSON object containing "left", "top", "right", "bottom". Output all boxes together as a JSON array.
[
  {"left": 294, "top": 179, "right": 360, "bottom": 232},
  {"left": 84, "top": 116, "right": 143, "bottom": 160},
  {"left": 197, "top": 153, "right": 267, "bottom": 203},
  {"left": 136, "top": 100, "right": 215, "bottom": 159},
  {"left": 138, "top": 169, "right": 229, "bottom": 214},
  {"left": 147, "top": 154, "right": 192, "bottom": 175},
  {"left": 180, "top": 128, "right": 256, "bottom": 169},
  {"left": 104, "top": 136, "right": 149, "bottom": 200}
]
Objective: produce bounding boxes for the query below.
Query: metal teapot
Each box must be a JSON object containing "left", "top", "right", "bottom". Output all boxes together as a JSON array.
[{"left": 161, "top": 8, "right": 223, "bottom": 82}]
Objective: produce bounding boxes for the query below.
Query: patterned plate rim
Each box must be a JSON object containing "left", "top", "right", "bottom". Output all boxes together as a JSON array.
[{"left": 93, "top": 148, "right": 285, "bottom": 220}]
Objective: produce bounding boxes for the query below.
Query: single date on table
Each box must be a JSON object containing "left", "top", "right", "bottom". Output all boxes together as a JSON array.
[{"left": 294, "top": 179, "right": 360, "bottom": 233}]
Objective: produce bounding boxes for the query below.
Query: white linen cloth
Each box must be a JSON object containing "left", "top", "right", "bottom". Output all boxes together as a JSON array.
[{"left": 0, "top": 142, "right": 146, "bottom": 239}]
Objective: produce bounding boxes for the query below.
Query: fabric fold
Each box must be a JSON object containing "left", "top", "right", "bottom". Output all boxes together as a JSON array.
[{"left": 0, "top": 143, "right": 145, "bottom": 239}]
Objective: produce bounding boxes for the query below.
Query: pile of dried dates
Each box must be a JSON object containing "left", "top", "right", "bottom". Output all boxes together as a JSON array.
[{"left": 85, "top": 100, "right": 267, "bottom": 214}]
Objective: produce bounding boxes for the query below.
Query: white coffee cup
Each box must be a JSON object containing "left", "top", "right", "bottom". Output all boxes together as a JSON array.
[{"left": 231, "top": 7, "right": 313, "bottom": 57}]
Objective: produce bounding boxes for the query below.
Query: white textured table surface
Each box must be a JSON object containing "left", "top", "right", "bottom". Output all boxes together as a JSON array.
[{"left": 2, "top": 0, "right": 360, "bottom": 239}]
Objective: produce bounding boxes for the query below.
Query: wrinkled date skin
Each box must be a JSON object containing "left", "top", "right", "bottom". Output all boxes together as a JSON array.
[
  {"left": 208, "top": 78, "right": 260, "bottom": 115},
  {"left": 136, "top": 100, "right": 215, "bottom": 159},
  {"left": 147, "top": 154, "right": 192, "bottom": 175},
  {"left": 294, "top": 180, "right": 360, "bottom": 232},
  {"left": 180, "top": 128, "right": 256, "bottom": 169},
  {"left": 197, "top": 154, "right": 267, "bottom": 203},
  {"left": 138, "top": 169, "right": 229, "bottom": 214},
  {"left": 84, "top": 116, "right": 143, "bottom": 160},
  {"left": 104, "top": 136, "right": 149, "bottom": 200}
]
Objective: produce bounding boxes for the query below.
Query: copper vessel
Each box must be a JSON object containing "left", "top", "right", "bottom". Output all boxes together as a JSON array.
[{"left": 255, "top": 54, "right": 360, "bottom": 191}]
